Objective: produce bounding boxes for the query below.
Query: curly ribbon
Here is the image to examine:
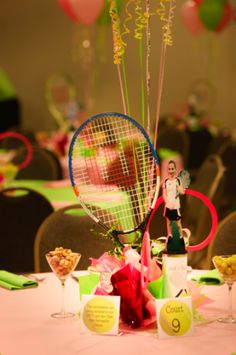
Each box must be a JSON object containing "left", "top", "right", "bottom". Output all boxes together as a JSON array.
[
  {"left": 134, "top": 0, "right": 148, "bottom": 40},
  {"left": 122, "top": 0, "right": 135, "bottom": 46},
  {"left": 109, "top": 0, "right": 125, "bottom": 65},
  {"left": 133, "top": 1, "right": 147, "bottom": 129},
  {"left": 154, "top": 0, "right": 176, "bottom": 150},
  {"left": 109, "top": 0, "right": 129, "bottom": 115},
  {"left": 157, "top": 0, "right": 176, "bottom": 46}
]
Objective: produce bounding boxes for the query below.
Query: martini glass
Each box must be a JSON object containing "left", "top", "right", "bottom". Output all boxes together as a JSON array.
[
  {"left": 46, "top": 247, "right": 81, "bottom": 318},
  {"left": 212, "top": 255, "right": 236, "bottom": 324}
]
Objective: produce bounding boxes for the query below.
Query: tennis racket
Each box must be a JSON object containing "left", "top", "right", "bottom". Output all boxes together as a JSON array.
[
  {"left": 69, "top": 112, "right": 160, "bottom": 247},
  {"left": 45, "top": 73, "right": 79, "bottom": 131}
]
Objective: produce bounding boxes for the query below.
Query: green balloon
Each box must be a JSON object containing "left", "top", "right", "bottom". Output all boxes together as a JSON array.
[
  {"left": 97, "top": 0, "right": 123, "bottom": 26},
  {"left": 199, "top": 0, "right": 224, "bottom": 30}
]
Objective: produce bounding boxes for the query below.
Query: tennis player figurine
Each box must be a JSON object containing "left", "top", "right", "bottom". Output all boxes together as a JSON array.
[{"left": 163, "top": 160, "right": 190, "bottom": 254}]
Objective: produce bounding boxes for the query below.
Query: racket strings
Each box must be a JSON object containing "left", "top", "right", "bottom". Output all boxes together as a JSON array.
[{"left": 71, "top": 114, "right": 157, "bottom": 232}]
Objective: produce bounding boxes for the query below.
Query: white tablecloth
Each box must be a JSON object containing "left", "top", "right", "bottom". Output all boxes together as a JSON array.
[{"left": 0, "top": 271, "right": 235, "bottom": 355}]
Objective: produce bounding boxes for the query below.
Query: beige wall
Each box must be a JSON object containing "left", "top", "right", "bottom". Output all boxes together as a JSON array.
[{"left": 0, "top": 0, "right": 235, "bottom": 132}]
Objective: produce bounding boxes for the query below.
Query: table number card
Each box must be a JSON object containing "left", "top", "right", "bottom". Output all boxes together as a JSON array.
[
  {"left": 80, "top": 295, "right": 120, "bottom": 335},
  {"left": 156, "top": 296, "right": 194, "bottom": 338}
]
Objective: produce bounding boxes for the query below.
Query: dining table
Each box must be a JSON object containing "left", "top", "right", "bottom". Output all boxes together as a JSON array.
[
  {"left": 9, "top": 179, "right": 137, "bottom": 235},
  {"left": 10, "top": 179, "right": 77, "bottom": 209},
  {"left": 0, "top": 270, "right": 235, "bottom": 355}
]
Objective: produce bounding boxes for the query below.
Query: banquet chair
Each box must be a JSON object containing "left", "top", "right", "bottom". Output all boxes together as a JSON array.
[
  {"left": 0, "top": 187, "right": 54, "bottom": 273},
  {"left": 40, "top": 148, "right": 63, "bottom": 180},
  {"left": 156, "top": 126, "right": 190, "bottom": 166},
  {"left": 186, "top": 128, "right": 213, "bottom": 175},
  {"left": 218, "top": 140, "right": 236, "bottom": 213},
  {"left": 183, "top": 154, "right": 225, "bottom": 228},
  {"left": 182, "top": 154, "right": 226, "bottom": 269},
  {"left": 34, "top": 204, "right": 114, "bottom": 272},
  {"left": 12, "top": 145, "right": 62, "bottom": 180},
  {"left": 206, "top": 211, "right": 236, "bottom": 269},
  {"left": 207, "top": 131, "right": 231, "bottom": 155},
  {"left": 0, "top": 128, "right": 36, "bottom": 150}
]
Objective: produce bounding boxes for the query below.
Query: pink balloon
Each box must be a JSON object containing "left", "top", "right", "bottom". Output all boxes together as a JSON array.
[
  {"left": 181, "top": 0, "right": 204, "bottom": 35},
  {"left": 58, "top": 0, "right": 79, "bottom": 22},
  {"left": 69, "top": 0, "right": 105, "bottom": 26},
  {"left": 215, "top": 3, "right": 234, "bottom": 33}
]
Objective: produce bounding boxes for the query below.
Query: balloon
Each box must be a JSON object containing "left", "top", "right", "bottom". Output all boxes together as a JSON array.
[
  {"left": 181, "top": 0, "right": 204, "bottom": 35},
  {"left": 58, "top": 0, "right": 79, "bottom": 22},
  {"left": 199, "top": 0, "right": 224, "bottom": 30},
  {"left": 215, "top": 2, "right": 234, "bottom": 32},
  {"left": 69, "top": 0, "right": 105, "bottom": 26},
  {"left": 97, "top": 0, "right": 123, "bottom": 26}
]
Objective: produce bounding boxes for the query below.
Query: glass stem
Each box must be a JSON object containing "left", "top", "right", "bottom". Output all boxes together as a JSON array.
[
  {"left": 61, "top": 281, "right": 66, "bottom": 315},
  {"left": 227, "top": 282, "right": 233, "bottom": 320}
]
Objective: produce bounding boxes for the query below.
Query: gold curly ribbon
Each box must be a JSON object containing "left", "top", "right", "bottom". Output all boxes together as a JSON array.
[
  {"left": 109, "top": 0, "right": 125, "bottom": 64},
  {"left": 122, "top": 0, "right": 135, "bottom": 46},
  {"left": 157, "top": 0, "right": 176, "bottom": 46},
  {"left": 134, "top": 0, "right": 149, "bottom": 40}
]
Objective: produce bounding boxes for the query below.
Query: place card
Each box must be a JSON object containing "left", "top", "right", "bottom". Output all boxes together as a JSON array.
[
  {"left": 156, "top": 296, "right": 194, "bottom": 338},
  {"left": 162, "top": 254, "right": 189, "bottom": 298},
  {"left": 80, "top": 295, "right": 120, "bottom": 335}
]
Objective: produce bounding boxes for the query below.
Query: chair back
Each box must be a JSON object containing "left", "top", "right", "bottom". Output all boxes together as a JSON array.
[
  {"left": 34, "top": 204, "right": 114, "bottom": 272},
  {"left": 12, "top": 145, "right": 62, "bottom": 180},
  {"left": 186, "top": 128, "right": 213, "bottom": 171},
  {"left": 156, "top": 127, "right": 190, "bottom": 165},
  {"left": 184, "top": 154, "right": 226, "bottom": 269},
  {"left": 218, "top": 141, "right": 236, "bottom": 210},
  {"left": 208, "top": 132, "right": 231, "bottom": 155},
  {"left": 183, "top": 154, "right": 225, "bottom": 228},
  {"left": 0, "top": 129, "right": 36, "bottom": 150},
  {"left": 0, "top": 187, "right": 54, "bottom": 273},
  {"left": 206, "top": 211, "right": 236, "bottom": 269}
]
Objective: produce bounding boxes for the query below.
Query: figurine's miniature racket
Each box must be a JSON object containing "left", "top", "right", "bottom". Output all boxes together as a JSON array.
[
  {"left": 69, "top": 112, "right": 160, "bottom": 245},
  {"left": 178, "top": 169, "right": 191, "bottom": 190}
]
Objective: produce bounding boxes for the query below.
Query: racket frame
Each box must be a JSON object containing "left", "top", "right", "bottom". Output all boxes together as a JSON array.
[{"left": 69, "top": 112, "right": 160, "bottom": 243}]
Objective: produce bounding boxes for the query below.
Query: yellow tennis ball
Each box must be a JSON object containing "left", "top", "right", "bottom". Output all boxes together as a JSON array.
[
  {"left": 159, "top": 299, "right": 192, "bottom": 336},
  {"left": 82, "top": 297, "right": 117, "bottom": 333}
]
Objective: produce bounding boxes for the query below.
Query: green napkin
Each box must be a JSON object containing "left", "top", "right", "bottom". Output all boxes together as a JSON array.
[
  {"left": 191, "top": 269, "right": 224, "bottom": 285},
  {"left": 0, "top": 270, "right": 38, "bottom": 290},
  {"left": 78, "top": 273, "right": 100, "bottom": 299},
  {"left": 158, "top": 148, "right": 180, "bottom": 160},
  {"left": 148, "top": 275, "right": 164, "bottom": 299},
  {"left": 0, "top": 68, "right": 16, "bottom": 101}
]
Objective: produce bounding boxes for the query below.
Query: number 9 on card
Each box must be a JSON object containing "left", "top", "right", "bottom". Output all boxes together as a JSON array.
[{"left": 156, "top": 297, "right": 194, "bottom": 338}]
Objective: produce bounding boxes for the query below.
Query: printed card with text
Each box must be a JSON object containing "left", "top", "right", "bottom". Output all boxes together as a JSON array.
[
  {"left": 80, "top": 295, "right": 120, "bottom": 335},
  {"left": 156, "top": 296, "right": 194, "bottom": 338}
]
